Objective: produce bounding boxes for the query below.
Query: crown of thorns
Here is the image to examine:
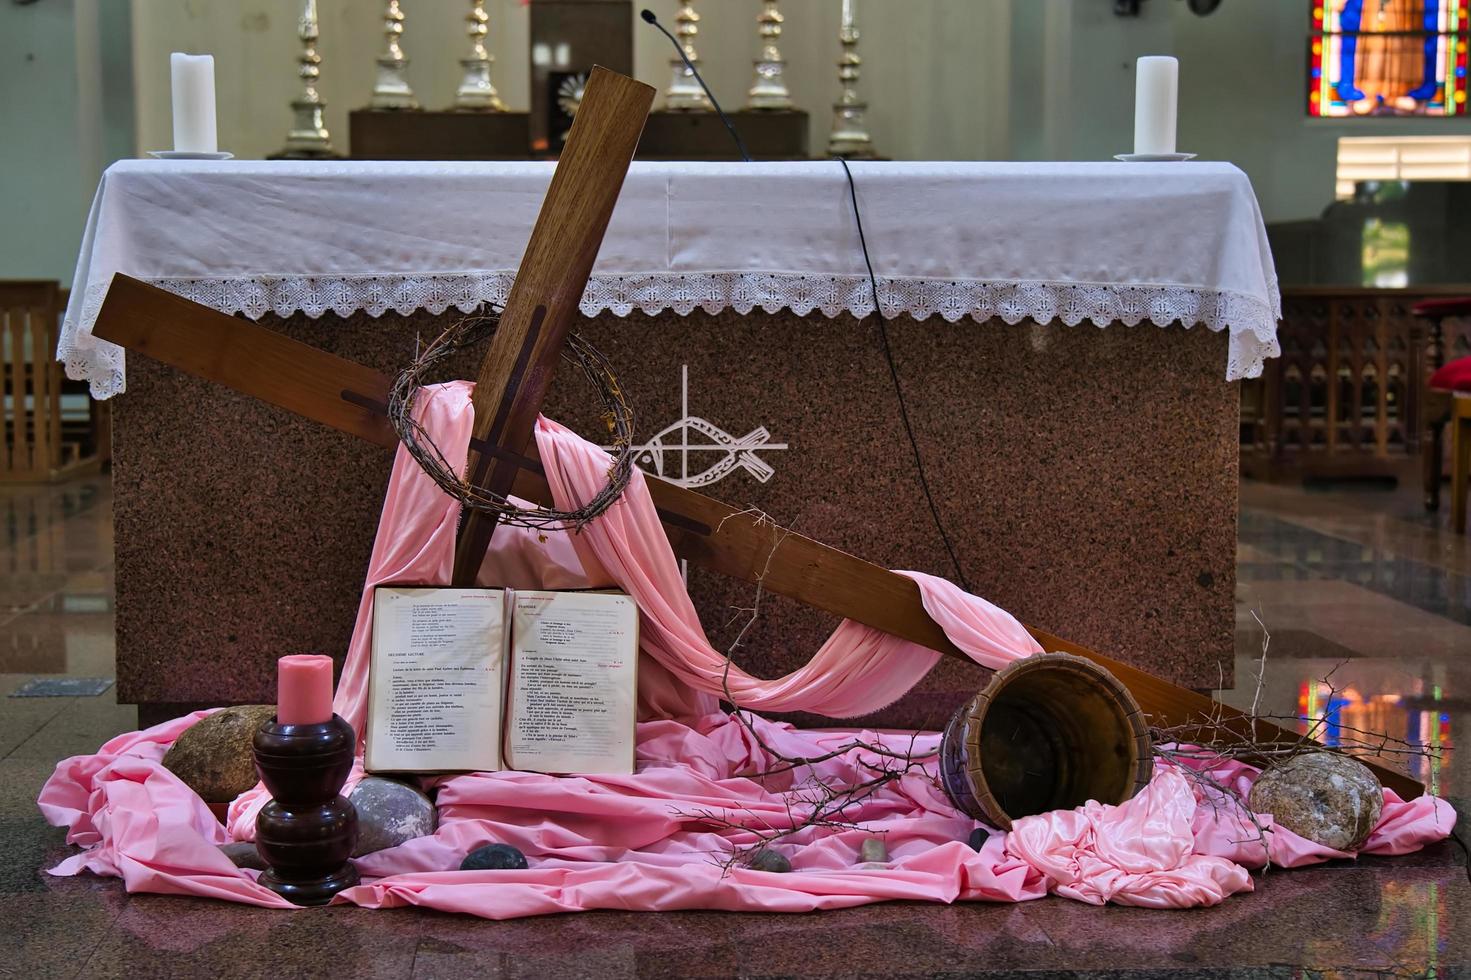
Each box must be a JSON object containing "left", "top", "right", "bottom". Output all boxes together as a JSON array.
[{"left": 386, "top": 308, "right": 636, "bottom": 530}]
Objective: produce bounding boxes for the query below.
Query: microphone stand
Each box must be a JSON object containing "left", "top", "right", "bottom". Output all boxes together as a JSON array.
[{"left": 640, "top": 8, "right": 751, "bottom": 162}]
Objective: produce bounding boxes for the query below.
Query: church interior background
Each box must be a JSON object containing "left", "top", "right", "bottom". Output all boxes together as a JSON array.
[{"left": 4, "top": 1, "right": 1471, "bottom": 977}]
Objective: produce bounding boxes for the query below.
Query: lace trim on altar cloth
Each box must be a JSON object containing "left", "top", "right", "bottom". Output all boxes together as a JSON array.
[{"left": 60, "top": 271, "right": 1282, "bottom": 399}]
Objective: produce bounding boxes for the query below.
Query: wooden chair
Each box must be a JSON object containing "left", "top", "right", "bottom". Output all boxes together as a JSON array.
[
  {"left": 0, "top": 280, "right": 107, "bottom": 482},
  {"left": 1417, "top": 296, "right": 1471, "bottom": 514}
]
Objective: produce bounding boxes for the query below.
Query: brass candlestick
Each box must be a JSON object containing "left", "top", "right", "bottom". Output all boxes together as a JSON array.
[
  {"left": 370, "top": 0, "right": 418, "bottom": 110},
  {"left": 827, "top": 0, "right": 875, "bottom": 158},
  {"left": 746, "top": 0, "right": 793, "bottom": 111},
  {"left": 276, "top": 0, "right": 338, "bottom": 158},
  {"left": 454, "top": 0, "right": 505, "bottom": 111},
  {"left": 664, "top": 0, "right": 712, "bottom": 111},
  {"left": 252, "top": 714, "right": 359, "bottom": 906}
]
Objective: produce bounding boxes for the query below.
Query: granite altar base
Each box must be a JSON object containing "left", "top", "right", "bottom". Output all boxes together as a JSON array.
[{"left": 112, "top": 308, "right": 1235, "bottom": 728}]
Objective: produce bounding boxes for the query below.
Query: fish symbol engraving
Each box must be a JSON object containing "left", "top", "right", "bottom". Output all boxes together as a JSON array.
[
  {"left": 638, "top": 418, "right": 777, "bottom": 488},
  {"left": 608, "top": 366, "right": 786, "bottom": 489}
]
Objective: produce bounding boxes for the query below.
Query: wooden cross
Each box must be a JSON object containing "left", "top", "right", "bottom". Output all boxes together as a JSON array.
[{"left": 87, "top": 68, "right": 1421, "bottom": 799}]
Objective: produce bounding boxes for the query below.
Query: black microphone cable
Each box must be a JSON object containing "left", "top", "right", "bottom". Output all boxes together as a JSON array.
[
  {"left": 639, "top": 8, "right": 965, "bottom": 589},
  {"left": 640, "top": 8, "right": 751, "bottom": 163},
  {"left": 836, "top": 156, "right": 972, "bottom": 593}
]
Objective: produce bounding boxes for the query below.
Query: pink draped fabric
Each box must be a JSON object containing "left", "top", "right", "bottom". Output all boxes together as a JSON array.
[
  {"left": 38, "top": 382, "right": 1455, "bottom": 917},
  {"left": 39, "top": 711, "right": 295, "bottom": 908},
  {"left": 1006, "top": 768, "right": 1254, "bottom": 908}
]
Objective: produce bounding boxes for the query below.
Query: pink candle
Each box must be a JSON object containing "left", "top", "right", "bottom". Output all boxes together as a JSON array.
[{"left": 277, "top": 654, "right": 335, "bottom": 725}]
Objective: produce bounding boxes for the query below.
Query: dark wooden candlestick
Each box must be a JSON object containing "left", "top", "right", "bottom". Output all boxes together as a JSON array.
[{"left": 252, "top": 714, "right": 360, "bottom": 906}]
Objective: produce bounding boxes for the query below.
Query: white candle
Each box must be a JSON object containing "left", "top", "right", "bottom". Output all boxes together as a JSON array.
[
  {"left": 1133, "top": 56, "right": 1177, "bottom": 156},
  {"left": 170, "top": 53, "right": 217, "bottom": 153}
]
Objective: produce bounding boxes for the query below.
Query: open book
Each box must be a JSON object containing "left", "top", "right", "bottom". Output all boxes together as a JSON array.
[{"left": 365, "top": 587, "right": 639, "bottom": 776}]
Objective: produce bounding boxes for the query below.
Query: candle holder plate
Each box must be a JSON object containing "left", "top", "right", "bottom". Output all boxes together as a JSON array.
[
  {"left": 148, "top": 151, "right": 236, "bottom": 160},
  {"left": 1113, "top": 152, "right": 1196, "bottom": 162}
]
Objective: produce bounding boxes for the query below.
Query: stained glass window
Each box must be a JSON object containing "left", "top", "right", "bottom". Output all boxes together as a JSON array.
[{"left": 1309, "top": 1, "right": 1469, "bottom": 116}]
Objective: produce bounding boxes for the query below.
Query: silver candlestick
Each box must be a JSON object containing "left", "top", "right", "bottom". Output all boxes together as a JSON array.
[
  {"left": 454, "top": 0, "right": 505, "bottom": 111},
  {"left": 746, "top": 0, "right": 793, "bottom": 111},
  {"left": 664, "top": 1, "right": 712, "bottom": 111},
  {"left": 827, "top": 0, "right": 875, "bottom": 158},
  {"left": 277, "top": 0, "right": 336, "bottom": 158},
  {"left": 370, "top": 0, "right": 418, "bottom": 110}
]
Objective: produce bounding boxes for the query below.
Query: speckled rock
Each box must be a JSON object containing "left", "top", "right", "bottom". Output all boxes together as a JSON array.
[
  {"left": 859, "top": 838, "right": 888, "bottom": 867},
  {"left": 349, "top": 776, "right": 437, "bottom": 857},
  {"left": 1248, "top": 752, "right": 1384, "bottom": 851},
  {"left": 161, "top": 705, "right": 277, "bottom": 805},
  {"left": 218, "top": 841, "right": 268, "bottom": 872},
  {"left": 747, "top": 849, "right": 790, "bottom": 873},
  {"left": 460, "top": 843, "right": 528, "bottom": 871}
]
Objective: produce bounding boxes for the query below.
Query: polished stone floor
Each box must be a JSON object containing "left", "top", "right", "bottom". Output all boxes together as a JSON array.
[{"left": 2, "top": 474, "right": 1469, "bottom": 979}]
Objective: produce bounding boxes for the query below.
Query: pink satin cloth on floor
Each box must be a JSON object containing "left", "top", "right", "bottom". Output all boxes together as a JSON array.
[{"left": 38, "top": 382, "right": 1455, "bottom": 916}]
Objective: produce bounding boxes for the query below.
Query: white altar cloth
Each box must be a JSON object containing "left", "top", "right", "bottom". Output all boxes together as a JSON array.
[{"left": 59, "top": 159, "right": 1280, "bottom": 398}]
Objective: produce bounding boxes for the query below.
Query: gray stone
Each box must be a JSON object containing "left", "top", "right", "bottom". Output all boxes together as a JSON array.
[
  {"left": 349, "top": 776, "right": 438, "bottom": 857},
  {"left": 460, "top": 843, "right": 528, "bottom": 871},
  {"left": 859, "top": 837, "right": 888, "bottom": 865},
  {"left": 161, "top": 705, "right": 277, "bottom": 805},
  {"left": 747, "top": 849, "right": 790, "bottom": 873},
  {"left": 218, "top": 841, "right": 268, "bottom": 872},
  {"left": 1248, "top": 752, "right": 1384, "bottom": 851}
]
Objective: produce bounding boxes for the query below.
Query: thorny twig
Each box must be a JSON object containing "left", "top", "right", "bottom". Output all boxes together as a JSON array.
[
  {"left": 1248, "top": 609, "right": 1270, "bottom": 721},
  {"left": 1152, "top": 610, "right": 1441, "bottom": 870},
  {"left": 683, "top": 570, "right": 1444, "bottom": 875},
  {"left": 677, "top": 507, "right": 939, "bottom": 871}
]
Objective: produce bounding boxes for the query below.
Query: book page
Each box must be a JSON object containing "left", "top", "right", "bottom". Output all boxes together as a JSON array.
[
  {"left": 505, "top": 591, "right": 638, "bottom": 775},
  {"left": 366, "top": 587, "right": 506, "bottom": 774}
]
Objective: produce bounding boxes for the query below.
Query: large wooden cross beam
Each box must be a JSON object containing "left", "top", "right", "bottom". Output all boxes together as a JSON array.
[
  {"left": 86, "top": 68, "right": 1422, "bottom": 800},
  {"left": 448, "top": 68, "right": 651, "bottom": 587}
]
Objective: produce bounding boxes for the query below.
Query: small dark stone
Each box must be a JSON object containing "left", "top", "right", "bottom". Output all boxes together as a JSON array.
[
  {"left": 967, "top": 828, "right": 990, "bottom": 852},
  {"left": 162, "top": 705, "right": 277, "bottom": 805},
  {"left": 218, "top": 841, "right": 268, "bottom": 871},
  {"left": 858, "top": 838, "right": 888, "bottom": 865},
  {"left": 460, "top": 843, "right": 528, "bottom": 871},
  {"left": 747, "top": 849, "right": 790, "bottom": 873}
]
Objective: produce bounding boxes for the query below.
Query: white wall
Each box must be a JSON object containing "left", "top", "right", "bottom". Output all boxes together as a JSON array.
[
  {"left": 0, "top": 0, "right": 132, "bottom": 285},
  {"left": 1177, "top": 0, "right": 1471, "bottom": 222},
  {"left": 131, "top": 0, "right": 525, "bottom": 161},
  {"left": 12, "top": 0, "right": 1471, "bottom": 285},
  {"left": 1013, "top": 0, "right": 1471, "bottom": 223},
  {"left": 132, "top": 0, "right": 1471, "bottom": 224},
  {"left": 127, "top": 0, "right": 1013, "bottom": 163}
]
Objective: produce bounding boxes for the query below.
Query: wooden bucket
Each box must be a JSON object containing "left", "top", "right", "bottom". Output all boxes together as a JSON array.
[{"left": 938, "top": 652, "right": 1154, "bottom": 829}]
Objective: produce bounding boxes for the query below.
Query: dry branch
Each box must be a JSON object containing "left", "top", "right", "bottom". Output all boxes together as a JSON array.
[
  {"left": 675, "top": 507, "right": 943, "bottom": 870},
  {"left": 1151, "top": 614, "right": 1440, "bottom": 866}
]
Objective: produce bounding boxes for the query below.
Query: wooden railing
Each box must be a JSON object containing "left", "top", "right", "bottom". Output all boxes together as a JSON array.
[{"left": 1241, "top": 286, "right": 1471, "bottom": 481}]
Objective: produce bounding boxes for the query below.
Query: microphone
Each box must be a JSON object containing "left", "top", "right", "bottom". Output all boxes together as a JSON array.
[{"left": 640, "top": 8, "right": 751, "bottom": 162}]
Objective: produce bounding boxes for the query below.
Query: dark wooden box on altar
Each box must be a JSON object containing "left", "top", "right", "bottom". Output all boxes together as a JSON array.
[
  {"left": 112, "top": 308, "right": 1237, "bottom": 729},
  {"left": 348, "top": 110, "right": 809, "bottom": 162},
  {"left": 349, "top": 111, "right": 532, "bottom": 161},
  {"left": 639, "top": 111, "right": 809, "bottom": 160}
]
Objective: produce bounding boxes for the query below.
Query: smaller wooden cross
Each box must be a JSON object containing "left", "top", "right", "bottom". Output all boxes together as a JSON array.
[{"left": 87, "top": 68, "right": 1421, "bottom": 799}]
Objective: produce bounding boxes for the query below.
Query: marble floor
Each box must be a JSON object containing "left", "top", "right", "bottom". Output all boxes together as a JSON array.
[{"left": 2, "top": 474, "right": 1469, "bottom": 979}]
